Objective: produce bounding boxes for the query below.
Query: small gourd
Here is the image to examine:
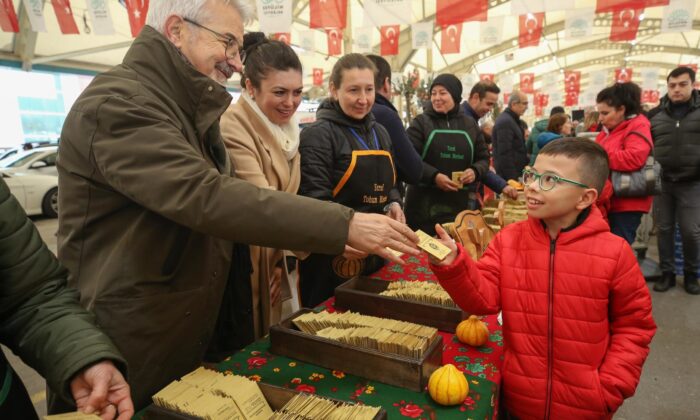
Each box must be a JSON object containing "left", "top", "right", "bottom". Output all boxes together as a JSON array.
[
  {"left": 455, "top": 315, "right": 489, "bottom": 347},
  {"left": 427, "top": 364, "right": 469, "bottom": 406}
]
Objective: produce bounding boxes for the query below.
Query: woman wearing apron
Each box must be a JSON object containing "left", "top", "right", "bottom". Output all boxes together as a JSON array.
[
  {"left": 298, "top": 54, "right": 404, "bottom": 308},
  {"left": 404, "top": 74, "right": 490, "bottom": 235}
]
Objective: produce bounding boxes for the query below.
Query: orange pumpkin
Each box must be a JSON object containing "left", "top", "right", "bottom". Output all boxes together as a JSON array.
[{"left": 455, "top": 315, "right": 489, "bottom": 347}]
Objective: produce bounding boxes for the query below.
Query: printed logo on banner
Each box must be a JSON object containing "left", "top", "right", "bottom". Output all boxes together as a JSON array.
[
  {"left": 412, "top": 22, "right": 433, "bottom": 49},
  {"left": 480, "top": 17, "right": 504, "bottom": 45},
  {"left": 22, "top": 0, "right": 47, "bottom": 32},
  {"left": 258, "top": 0, "right": 292, "bottom": 33}
]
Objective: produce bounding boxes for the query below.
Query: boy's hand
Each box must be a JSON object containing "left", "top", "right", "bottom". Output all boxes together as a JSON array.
[{"left": 430, "top": 224, "right": 459, "bottom": 266}]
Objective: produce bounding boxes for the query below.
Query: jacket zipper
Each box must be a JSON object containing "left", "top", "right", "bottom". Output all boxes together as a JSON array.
[{"left": 545, "top": 238, "right": 556, "bottom": 420}]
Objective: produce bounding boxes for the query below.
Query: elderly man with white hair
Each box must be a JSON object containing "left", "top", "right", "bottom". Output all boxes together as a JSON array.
[
  {"left": 54, "top": 0, "right": 418, "bottom": 413},
  {"left": 492, "top": 90, "right": 530, "bottom": 182}
]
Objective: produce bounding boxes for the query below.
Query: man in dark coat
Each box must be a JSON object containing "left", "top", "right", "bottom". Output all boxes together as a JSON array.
[
  {"left": 0, "top": 178, "right": 132, "bottom": 419},
  {"left": 492, "top": 90, "right": 530, "bottom": 181},
  {"left": 56, "top": 0, "right": 418, "bottom": 410},
  {"left": 649, "top": 66, "right": 700, "bottom": 294}
]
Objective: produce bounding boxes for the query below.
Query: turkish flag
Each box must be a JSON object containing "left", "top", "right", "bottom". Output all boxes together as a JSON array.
[
  {"left": 481, "top": 73, "right": 495, "bottom": 82},
  {"left": 272, "top": 33, "right": 291, "bottom": 45},
  {"left": 51, "top": 0, "right": 79, "bottom": 34},
  {"left": 565, "top": 71, "right": 581, "bottom": 93},
  {"left": 519, "top": 13, "right": 544, "bottom": 48},
  {"left": 0, "top": 0, "right": 19, "bottom": 32},
  {"left": 440, "top": 24, "right": 462, "bottom": 54},
  {"left": 503, "top": 93, "right": 511, "bottom": 105},
  {"left": 310, "top": 0, "right": 347, "bottom": 29},
  {"left": 615, "top": 67, "right": 634, "bottom": 83},
  {"left": 520, "top": 73, "right": 535, "bottom": 93},
  {"left": 380, "top": 25, "right": 400, "bottom": 56},
  {"left": 313, "top": 68, "right": 324, "bottom": 86},
  {"left": 436, "top": 0, "right": 488, "bottom": 26},
  {"left": 535, "top": 105, "right": 544, "bottom": 117},
  {"left": 565, "top": 91, "right": 579, "bottom": 107},
  {"left": 326, "top": 28, "right": 343, "bottom": 56},
  {"left": 596, "top": 0, "right": 667, "bottom": 13},
  {"left": 642, "top": 90, "right": 660, "bottom": 103},
  {"left": 535, "top": 92, "right": 549, "bottom": 107},
  {"left": 125, "top": 0, "right": 149, "bottom": 37},
  {"left": 610, "top": 8, "right": 641, "bottom": 41}
]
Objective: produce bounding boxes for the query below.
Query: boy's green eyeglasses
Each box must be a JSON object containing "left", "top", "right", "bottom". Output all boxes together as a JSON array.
[{"left": 521, "top": 168, "right": 589, "bottom": 191}]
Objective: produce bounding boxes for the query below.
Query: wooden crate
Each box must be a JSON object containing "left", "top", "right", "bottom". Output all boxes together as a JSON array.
[
  {"left": 269, "top": 308, "right": 443, "bottom": 392},
  {"left": 143, "top": 382, "right": 387, "bottom": 419},
  {"left": 334, "top": 276, "right": 468, "bottom": 332}
]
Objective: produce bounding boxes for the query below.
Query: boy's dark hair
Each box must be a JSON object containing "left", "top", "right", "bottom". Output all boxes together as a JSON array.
[
  {"left": 469, "top": 81, "right": 501, "bottom": 100},
  {"left": 538, "top": 138, "right": 609, "bottom": 194},
  {"left": 366, "top": 54, "right": 391, "bottom": 91},
  {"left": 596, "top": 83, "right": 642, "bottom": 117},
  {"left": 667, "top": 66, "right": 696, "bottom": 83},
  {"left": 240, "top": 32, "right": 302, "bottom": 89},
  {"left": 550, "top": 106, "right": 565, "bottom": 116},
  {"left": 546, "top": 113, "right": 569, "bottom": 134},
  {"left": 330, "top": 53, "right": 377, "bottom": 91}
]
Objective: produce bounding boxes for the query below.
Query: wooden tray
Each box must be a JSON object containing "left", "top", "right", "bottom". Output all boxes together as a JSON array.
[
  {"left": 269, "top": 308, "right": 442, "bottom": 392},
  {"left": 334, "top": 276, "right": 468, "bottom": 332},
  {"left": 143, "top": 382, "right": 387, "bottom": 419}
]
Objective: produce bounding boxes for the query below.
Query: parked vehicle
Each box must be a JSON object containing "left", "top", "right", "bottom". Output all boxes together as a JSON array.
[
  {"left": 2, "top": 171, "right": 58, "bottom": 217},
  {"left": 0, "top": 146, "right": 58, "bottom": 176}
]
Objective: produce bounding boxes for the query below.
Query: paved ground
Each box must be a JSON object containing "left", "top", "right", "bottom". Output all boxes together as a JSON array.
[{"left": 4, "top": 216, "right": 699, "bottom": 419}]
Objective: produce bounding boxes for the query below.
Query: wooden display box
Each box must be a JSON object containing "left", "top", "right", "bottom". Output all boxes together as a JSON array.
[
  {"left": 334, "top": 276, "right": 468, "bottom": 332},
  {"left": 269, "top": 308, "right": 442, "bottom": 392},
  {"left": 143, "top": 382, "right": 387, "bottom": 419}
]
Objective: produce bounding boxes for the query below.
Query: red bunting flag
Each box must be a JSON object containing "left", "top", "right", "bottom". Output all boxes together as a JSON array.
[
  {"left": 326, "top": 28, "right": 343, "bottom": 56},
  {"left": 51, "top": 0, "right": 79, "bottom": 34},
  {"left": 0, "top": 0, "right": 19, "bottom": 32},
  {"left": 615, "top": 68, "right": 634, "bottom": 83},
  {"left": 125, "top": 0, "right": 149, "bottom": 37},
  {"left": 519, "top": 13, "right": 544, "bottom": 48},
  {"left": 313, "top": 68, "right": 324, "bottom": 86},
  {"left": 565, "top": 91, "right": 579, "bottom": 106},
  {"left": 610, "top": 8, "right": 642, "bottom": 41},
  {"left": 564, "top": 71, "right": 581, "bottom": 93},
  {"left": 271, "top": 33, "right": 291, "bottom": 45},
  {"left": 520, "top": 73, "right": 535, "bottom": 93},
  {"left": 310, "top": 0, "right": 347, "bottom": 29},
  {"left": 440, "top": 24, "right": 462, "bottom": 54},
  {"left": 380, "top": 25, "right": 400, "bottom": 56},
  {"left": 596, "top": 0, "right": 667, "bottom": 13},
  {"left": 642, "top": 89, "right": 660, "bottom": 103},
  {"left": 436, "top": 0, "right": 488, "bottom": 26},
  {"left": 481, "top": 74, "right": 495, "bottom": 82}
]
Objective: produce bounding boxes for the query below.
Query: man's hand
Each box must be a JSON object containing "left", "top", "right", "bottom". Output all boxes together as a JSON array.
[
  {"left": 430, "top": 224, "right": 459, "bottom": 266},
  {"left": 71, "top": 360, "right": 133, "bottom": 420},
  {"left": 386, "top": 202, "right": 406, "bottom": 224},
  {"left": 501, "top": 185, "right": 519, "bottom": 200},
  {"left": 460, "top": 169, "right": 476, "bottom": 185},
  {"left": 347, "top": 213, "right": 418, "bottom": 264},
  {"left": 435, "top": 173, "right": 460, "bottom": 192},
  {"left": 270, "top": 267, "right": 283, "bottom": 307},
  {"left": 342, "top": 245, "right": 369, "bottom": 260}
]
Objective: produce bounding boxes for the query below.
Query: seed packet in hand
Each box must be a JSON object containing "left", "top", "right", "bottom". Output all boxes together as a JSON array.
[{"left": 416, "top": 230, "right": 452, "bottom": 261}]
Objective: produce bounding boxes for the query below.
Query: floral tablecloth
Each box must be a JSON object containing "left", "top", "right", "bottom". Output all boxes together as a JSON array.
[{"left": 217, "top": 253, "right": 504, "bottom": 419}]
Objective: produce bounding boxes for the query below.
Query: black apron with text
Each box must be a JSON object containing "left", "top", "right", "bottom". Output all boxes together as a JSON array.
[
  {"left": 300, "top": 128, "right": 396, "bottom": 308},
  {"left": 405, "top": 129, "right": 477, "bottom": 235}
]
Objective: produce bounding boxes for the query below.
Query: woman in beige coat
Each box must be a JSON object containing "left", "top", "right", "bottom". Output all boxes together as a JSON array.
[{"left": 220, "top": 33, "right": 303, "bottom": 338}]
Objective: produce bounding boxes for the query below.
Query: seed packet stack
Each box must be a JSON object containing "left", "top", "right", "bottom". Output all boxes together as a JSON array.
[
  {"left": 152, "top": 367, "right": 273, "bottom": 420},
  {"left": 43, "top": 413, "right": 102, "bottom": 420},
  {"left": 380, "top": 281, "right": 457, "bottom": 308},
  {"left": 270, "top": 393, "right": 381, "bottom": 420},
  {"left": 293, "top": 311, "right": 437, "bottom": 358}
]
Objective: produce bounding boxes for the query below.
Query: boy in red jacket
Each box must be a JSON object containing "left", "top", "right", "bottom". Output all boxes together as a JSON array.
[{"left": 430, "top": 138, "right": 656, "bottom": 420}]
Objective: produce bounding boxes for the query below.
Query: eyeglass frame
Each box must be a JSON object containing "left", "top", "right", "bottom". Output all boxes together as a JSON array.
[
  {"left": 521, "top": 167, "right": 589, "bottom": 191},
  {"left": 182, "top": 17, "right": 245, "bottom": 62}
]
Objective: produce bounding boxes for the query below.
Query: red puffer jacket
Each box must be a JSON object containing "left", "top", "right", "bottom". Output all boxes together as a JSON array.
[
  {"left": 431, "top": 207, "right": 656, "bottom": 420},
  {"left": 595, "top": 114, "right": 654, "bottom": 213}
]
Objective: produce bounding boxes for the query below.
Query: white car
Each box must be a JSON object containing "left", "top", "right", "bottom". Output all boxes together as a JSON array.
[
  {"left": 0, "top": 146, "right": 59, "bottom": 176},
  {"left": 3, "top": 171, "right": 58, "bottom": 217}
]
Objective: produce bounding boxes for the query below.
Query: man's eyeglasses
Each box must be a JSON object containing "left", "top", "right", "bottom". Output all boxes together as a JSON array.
[
  {"left": 522, "top": 168, "right": 589, "bottom": 191},
  {"left": 183, "top": 18, "right": 245, "bottom": 62}
]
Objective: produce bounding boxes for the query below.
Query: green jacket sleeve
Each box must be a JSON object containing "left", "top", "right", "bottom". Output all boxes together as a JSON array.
[{"left": 0, "top": 178, "right": 126, "bottom": 403}]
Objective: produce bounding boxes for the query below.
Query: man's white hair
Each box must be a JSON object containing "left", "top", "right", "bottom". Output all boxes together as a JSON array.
[{"left": 146, "top": 0, "right": 256, "bottom": 33}]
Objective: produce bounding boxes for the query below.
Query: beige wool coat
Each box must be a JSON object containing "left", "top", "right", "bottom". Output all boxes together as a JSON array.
[{"left": 221, "top": 97, "right": 301, "bottom": 337}]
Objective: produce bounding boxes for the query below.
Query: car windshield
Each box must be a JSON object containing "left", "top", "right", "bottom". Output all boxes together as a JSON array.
[{"left": 0, "top": 151, "right": 43, "bottom": 168}]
